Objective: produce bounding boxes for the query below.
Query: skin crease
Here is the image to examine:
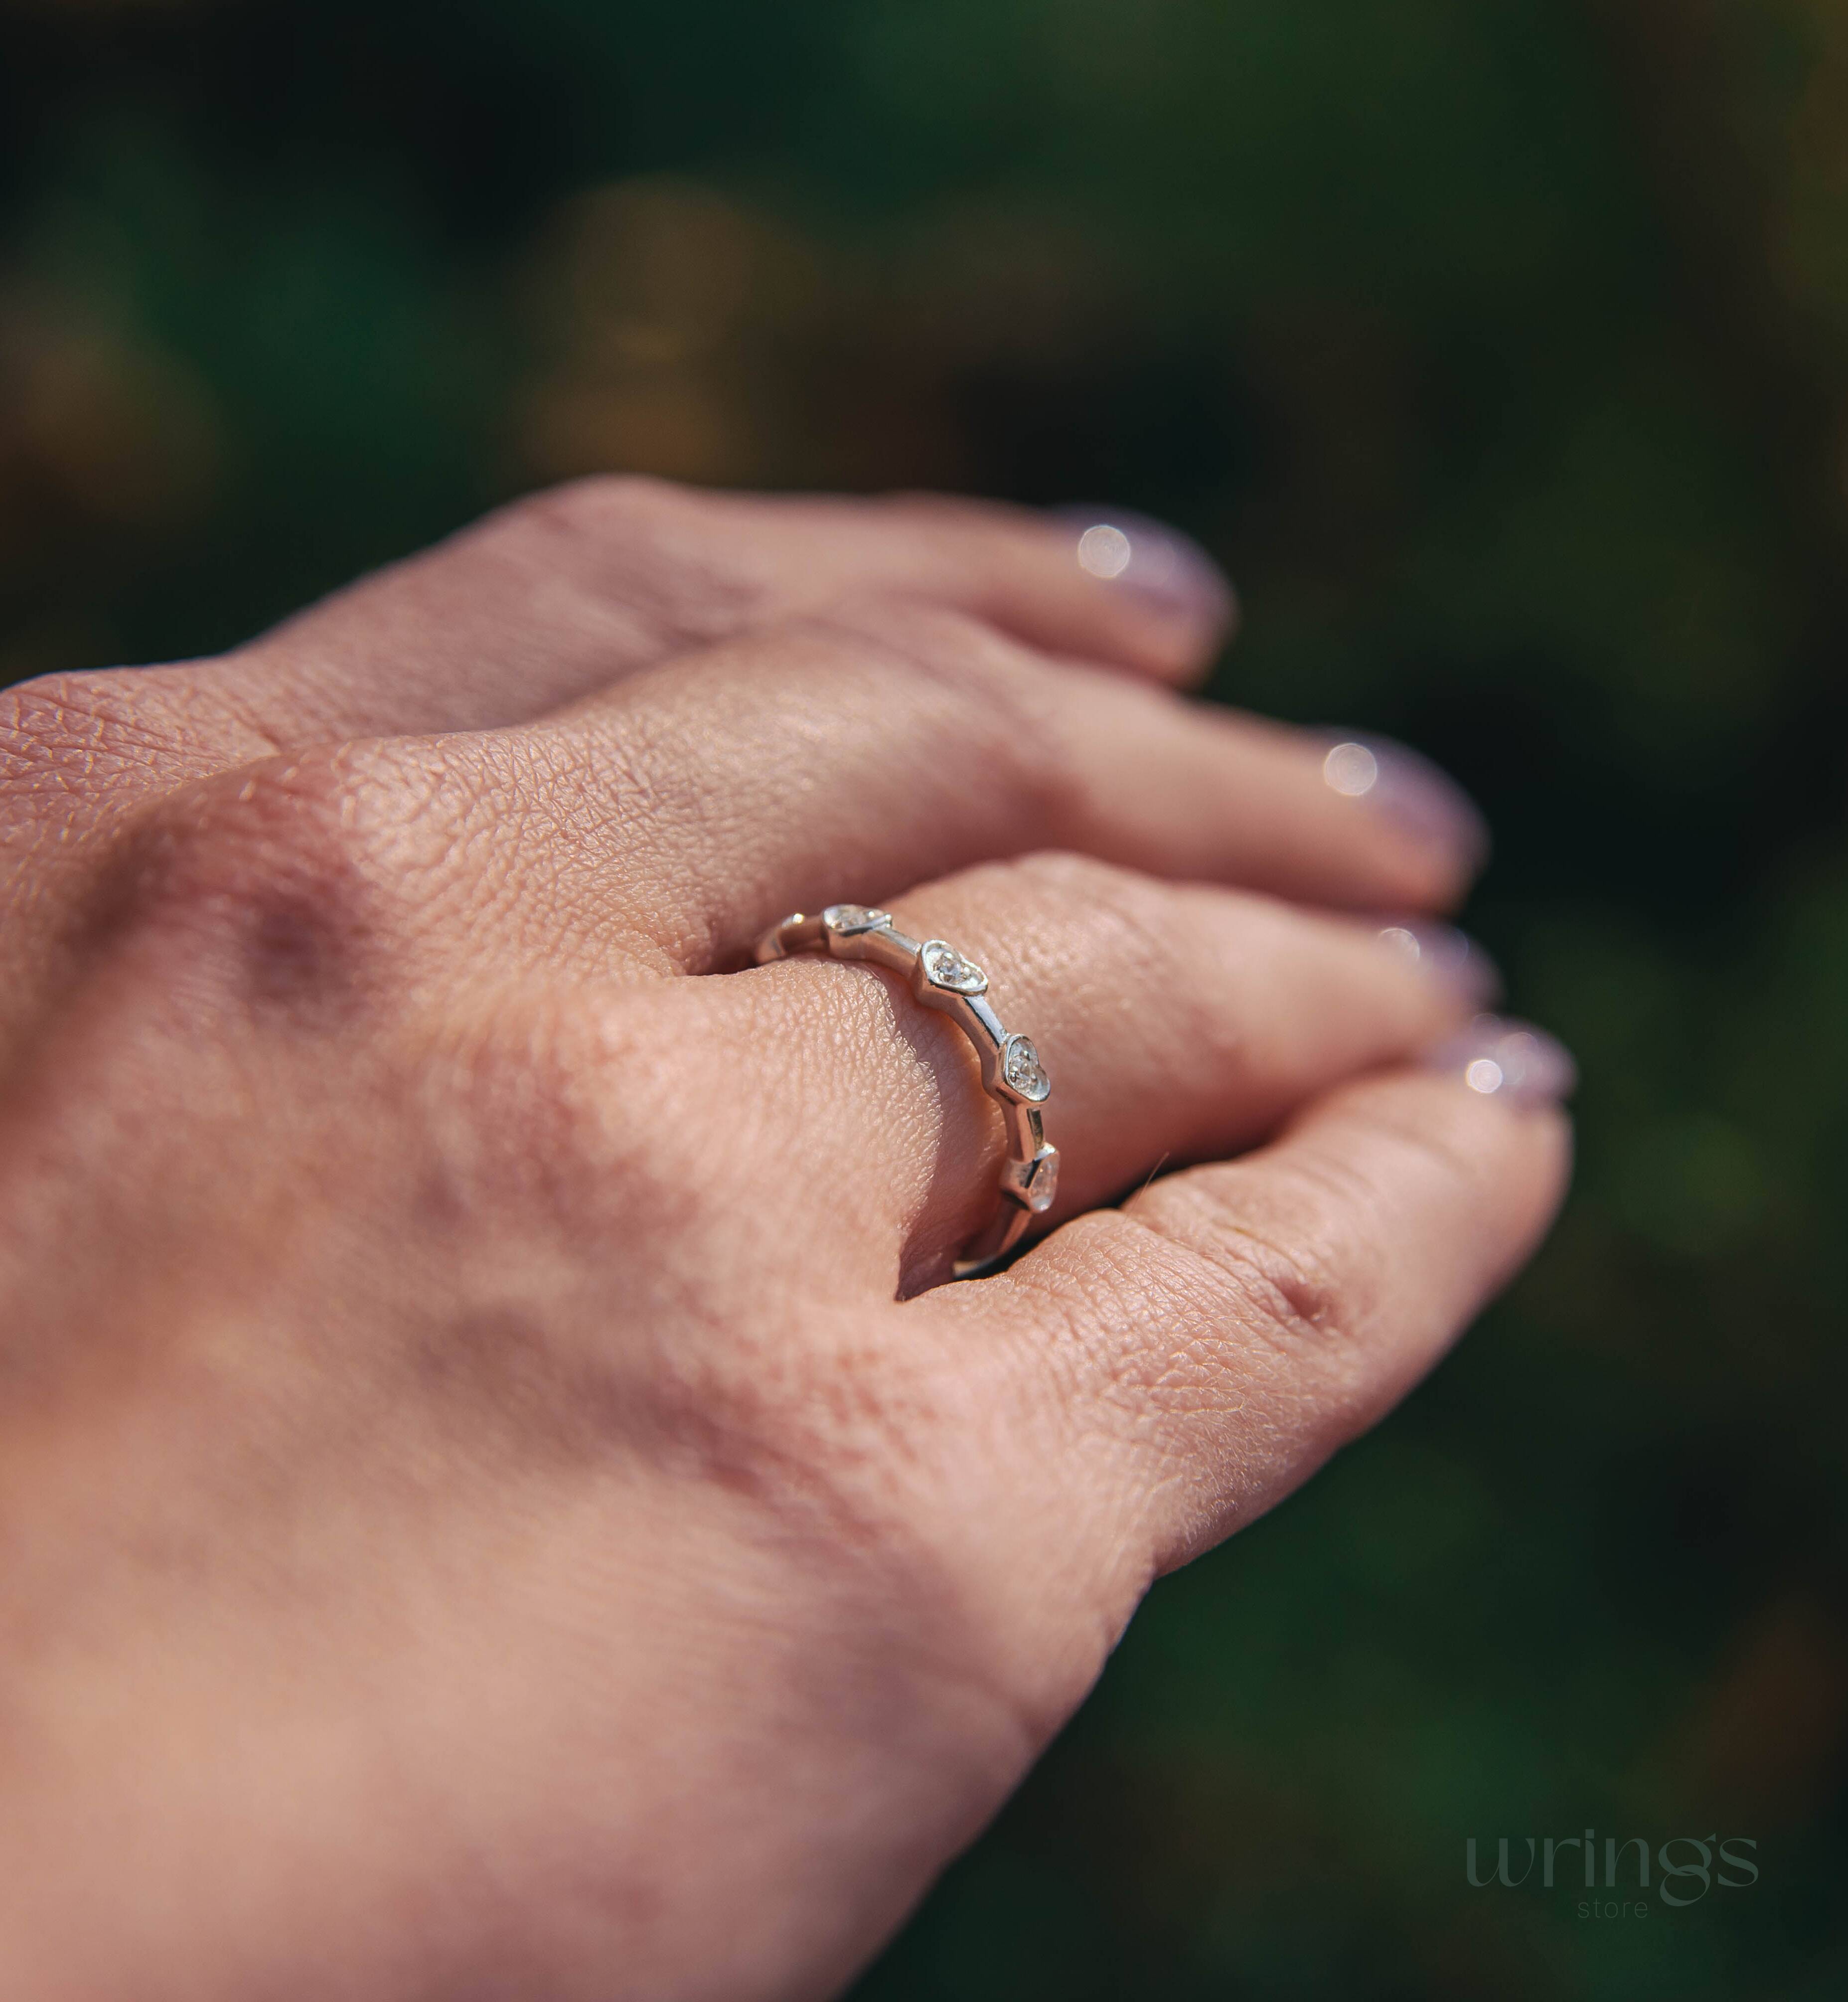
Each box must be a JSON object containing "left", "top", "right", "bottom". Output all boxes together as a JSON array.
[{"left": 0, "top": 480, "right": 1569, "bottom": 2001}]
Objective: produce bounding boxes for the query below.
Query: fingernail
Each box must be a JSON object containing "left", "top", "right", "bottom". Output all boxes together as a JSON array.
[
  {"left": 1319, "top": 732, "right": 1490, "bottom": 882},
  {"left": 1051, "top": 505, "right": 1238, "bottom": 634},
  {"left": 1425, "top": 1014, "right": 1576, "bottom": 1109},
  {"left": 1375, "top": 921, "right": 1502, "bottom": 1008}
]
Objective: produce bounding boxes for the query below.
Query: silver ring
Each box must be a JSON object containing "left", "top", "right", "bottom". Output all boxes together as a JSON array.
[{"left": 753, "top": 903, "right": 1059, "bottom": 1278}]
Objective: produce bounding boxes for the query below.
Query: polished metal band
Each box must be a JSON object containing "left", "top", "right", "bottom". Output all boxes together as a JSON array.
[{"left": 753, "top": 903, "right": 1059, "bottom": 1278}]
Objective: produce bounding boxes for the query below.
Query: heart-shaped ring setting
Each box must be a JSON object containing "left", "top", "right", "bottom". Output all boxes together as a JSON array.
[
  {"left": 920, "top": 939, "right": 989, "bottom": 995},
  {"left": 1001, "top": 1033, "right": 1051, "bottom": 1103}
]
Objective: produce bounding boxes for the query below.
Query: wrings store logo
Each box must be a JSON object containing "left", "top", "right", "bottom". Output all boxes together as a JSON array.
[{"left": 1466, "top": 1831, "right": 1759, "bottom": 1915}]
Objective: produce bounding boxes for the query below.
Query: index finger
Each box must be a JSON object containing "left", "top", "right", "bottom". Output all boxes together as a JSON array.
[{"left": 182, "top": 482, "right": 1238, "bottom": 747}]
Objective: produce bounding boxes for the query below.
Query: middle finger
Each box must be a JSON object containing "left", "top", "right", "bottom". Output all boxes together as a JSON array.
[{"left": 323, "top": 600, "right": 1485, "bottom": 990}]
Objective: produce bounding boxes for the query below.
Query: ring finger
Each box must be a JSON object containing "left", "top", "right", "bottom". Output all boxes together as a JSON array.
[{"left": 733, "top": 852, "right": 1490, "bottom": 1291}]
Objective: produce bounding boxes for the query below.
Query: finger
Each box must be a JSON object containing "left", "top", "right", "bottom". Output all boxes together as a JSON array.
[
  {"left": 462, "top": 603, "right": 1484, "bottom": 976},
  {"left": 733, "top": 854, "right": 1492, "bottom": 1289},
  {"left": 0, "top": 492, "right": 1240, "bottom": 1024},
  {"left": 944, "top": 1025, "right": 1571, "bottom": 1591},
  {"left": 168, "top": 481, "right": 1235, "bottom": 748}
]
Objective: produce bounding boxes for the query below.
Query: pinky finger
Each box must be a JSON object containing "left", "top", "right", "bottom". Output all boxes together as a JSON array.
[{"left": 955, "top": 1018, "right": 1573, "bottom": 1585}]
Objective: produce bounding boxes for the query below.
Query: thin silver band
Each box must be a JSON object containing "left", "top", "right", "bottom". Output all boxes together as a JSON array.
[{"left": 753, "top": 903, "right": 1059, "bottom": 1278}]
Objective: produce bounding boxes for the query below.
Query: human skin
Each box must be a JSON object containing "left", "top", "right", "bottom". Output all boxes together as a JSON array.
[{"left": 0, "top": 481, "right": 1570, "bottom": 2000}]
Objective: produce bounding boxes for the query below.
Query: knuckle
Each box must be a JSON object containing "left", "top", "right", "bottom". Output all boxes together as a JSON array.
[
  {"left": 928, "top": 639, "right": 1109, "bottom": 831},
  {"left": 1130, "top": 1176, "right": 1374, "bottom": 1370},
  {"left": 988, "top": 847, "right": 1130, "bottom": 907},
  {"left": 509, "top": 471, "right": 690, "bottom": 542},
  {"left": 830, "top": 597, "right": 1058, "bottom": 713},
  {"left": 1053, "top": 1193, "right": 1388, "bottom": 1475},
  {"left": 1218, "top": 1217, "right": 1358, "bottom": 1354},
  {"left": 479, "top": 475, "right": 760, "bottom": 644},
  {"left": 956, "top": 849, "right": 1186, "bottom": 982},
  {"left": 102, "top": 742, "right": 440, "bottom": 1019},
  {"left": 811, "top": 600, "right": 1078, "bottom": 815}
]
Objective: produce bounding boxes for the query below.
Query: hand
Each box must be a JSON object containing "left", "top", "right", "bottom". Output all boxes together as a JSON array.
[{"left": 0, "top": 481, "right": 1569, "bottom": 1999}]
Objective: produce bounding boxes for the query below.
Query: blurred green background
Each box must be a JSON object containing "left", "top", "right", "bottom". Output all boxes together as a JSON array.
[{"left": 4, "top": 0, "right": 1847, "bottom": 1993}]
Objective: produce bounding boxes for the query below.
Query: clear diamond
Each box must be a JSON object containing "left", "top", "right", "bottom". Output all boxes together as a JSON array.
[
  {"left": 1002, "top": 1034, "right": 1051, "bottom": 1101},
  {"left": 1004, "top": 1146, "right": 1059, "bottom": 1213},
  {"left": 822, "top": 903, "right": 891, "bottom": 934},
  {"left": 920, "top": 939, "right": 988, "bottom": 994}
]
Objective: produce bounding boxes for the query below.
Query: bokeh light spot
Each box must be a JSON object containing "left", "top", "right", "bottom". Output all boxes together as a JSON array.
[
  {"left": 1076, "top": 522, "right": 1132, "bottom": 578},
  {"left": 1378, "top": 924, "right": 1421, "bottom": 962},
  {"left": 1323, "top": 741, "right": 1379, "bottom": 797}
]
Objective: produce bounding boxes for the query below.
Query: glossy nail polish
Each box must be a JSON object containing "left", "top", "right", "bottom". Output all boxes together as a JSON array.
[
  {"left": 1375, "top": 920, "right": 1502, "bottom": 1008},
  {"left": 1050, "top": 505, "right": 1238, "bottom": 634},
  {"left": 1320, "top": 732, "right": 1490, "bottom": 883},
  {"left": 1424, "top": 1014, "right": 1576, "bottom": 1109}
]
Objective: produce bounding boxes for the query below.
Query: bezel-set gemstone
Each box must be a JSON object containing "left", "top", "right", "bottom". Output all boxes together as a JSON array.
[
  {"left": 1016, "top": 1147, "right": 1060, "bottom": 1213},
  {"left": 822, "top": 903, "right": 892, "bottom": 935},
  {"left": 919, "top": 939, "right": 988, "bottom": 995},
  {"left": 1001, "top": 1033, "right": 1051, "bottom": 1102}
]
